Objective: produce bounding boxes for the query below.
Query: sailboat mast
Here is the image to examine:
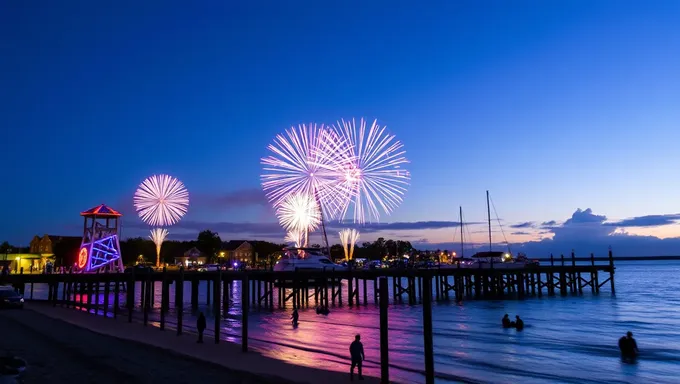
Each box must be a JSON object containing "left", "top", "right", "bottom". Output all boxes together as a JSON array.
[
  {"left": 486, "top": 190, "right": 492, "bottom": 252},
  {"left": 459, "top": 206, "right": 464, "bottom": 258}
]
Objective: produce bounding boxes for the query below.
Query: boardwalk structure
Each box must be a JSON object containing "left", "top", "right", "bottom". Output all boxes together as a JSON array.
[{"left": 1, "top": 250, "right": 619, "bottom": 384}]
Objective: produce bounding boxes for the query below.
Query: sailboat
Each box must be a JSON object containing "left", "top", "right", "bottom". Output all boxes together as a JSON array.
[{"left": 462, "top": 191, "right": 539, "bottom": 269}]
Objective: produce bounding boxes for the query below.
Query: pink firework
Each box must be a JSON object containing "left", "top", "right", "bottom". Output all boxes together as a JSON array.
[
  {"left": 261, "top": 123, "right": 350, "bottom": 219},
  {"left": 328, "top": 118, "right": 410, "bottom": 223},
  {"left": 134, "top": 174, "right": 189, "bottom": 226}
]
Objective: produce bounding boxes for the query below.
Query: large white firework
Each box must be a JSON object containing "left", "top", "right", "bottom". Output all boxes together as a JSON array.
[
  {"left": 134, "top": 174, "right": 189, "bottom": 226},
  {"left": 284, "top": 229, "right": 305, "bottom": 248},
  {"left": 276, "top": 192, "right": 321, "bottom": 238},
  {"left": 149, "top": 228, "right": 168, "bottom": 268},
  {"left": 261, "top": 123, "right": 349, "bottom": 219},
  {"left": 339, "top": 228, "right": 360, "bottom": 260},
  {"left": 326, "top": 118, "right": 410, "bottom": 223}
]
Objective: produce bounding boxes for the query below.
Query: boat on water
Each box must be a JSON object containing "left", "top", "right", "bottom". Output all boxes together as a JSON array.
[
  {"left": 445, "top": 191, "right": 539, "bottom": 269},
  {"left": 273, "top": 247, "right": 347, "bottom": 272}
]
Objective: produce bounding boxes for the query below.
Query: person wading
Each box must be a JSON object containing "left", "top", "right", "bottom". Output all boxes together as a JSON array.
[
  {"left": 197, "top": 312, "right": 206, "bottom": 343},
  {"left": 349, "top": 334, "right": 365, "bottom": 381}
]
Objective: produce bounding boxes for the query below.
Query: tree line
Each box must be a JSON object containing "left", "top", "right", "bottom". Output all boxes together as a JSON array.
[{"left": 1, "top": 232, "right": 423, "bottom": 267}]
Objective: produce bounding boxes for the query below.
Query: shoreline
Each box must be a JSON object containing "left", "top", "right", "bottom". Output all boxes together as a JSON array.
[{"left": 11, "top": 303, "right": 382, "bottom": 384}]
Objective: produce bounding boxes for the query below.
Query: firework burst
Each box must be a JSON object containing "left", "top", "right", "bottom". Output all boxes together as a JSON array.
[
  {"left": 327, "top": 118, "right": 410, "bottom": 223},
  {"left": 276, "top": 192, "right": 321, "bottom": 242},
  {"left": 339, "top": 228, "right": 360, "bottom": 260},
  {"left": 134, "top": 174, "right": 189, "bottom": 227},
  {"left": 261, "top": 124, "right": 350, "bottom": 219},
  {"left": 149, "top": 228, "right": 168, "bottom": 268}
]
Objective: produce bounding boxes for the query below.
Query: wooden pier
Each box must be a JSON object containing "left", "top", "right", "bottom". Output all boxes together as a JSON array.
[{"left": 0, "top": 250, "right": 618, "bottom": 384}]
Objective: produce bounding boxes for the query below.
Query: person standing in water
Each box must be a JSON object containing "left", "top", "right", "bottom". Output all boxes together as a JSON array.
[
  {"left": 502, "top": 314, "right": 511, "bottom": 328},
  {"left": 349, "top": 334, "right": 365, "bottom": 381},
  {"left": 619, "top": 331, "right": 639, "bottom": 360},
  {"left": 197, "top": 312, "right": 206, "bottom": 343},
  {"left": 291, "top": 309, "right": 299, "bottom": 326},
  {"left": 515, "top": 315, "right": 524, "bottom": 331}
]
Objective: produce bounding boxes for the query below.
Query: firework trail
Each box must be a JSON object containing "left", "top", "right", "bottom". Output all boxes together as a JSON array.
[
  {"left": 149, "top": 228, "right": 168, "bottom": 268},
  {"left": 134, "top": 174, "right": 189, "bottom": 227},
  {"left": 339, "top": 228, "right": 360, "bottom": 260},
  {"left": 284, "top": 229, "right": 305, "bottom": 248},
  {"left": 326, "top": 118, "right": 410, "bottom": 223}
]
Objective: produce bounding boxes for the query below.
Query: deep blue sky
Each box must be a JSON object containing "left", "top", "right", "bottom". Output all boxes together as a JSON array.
[{"left": 2, "top": 1, "right": 680, "bottom": 254}]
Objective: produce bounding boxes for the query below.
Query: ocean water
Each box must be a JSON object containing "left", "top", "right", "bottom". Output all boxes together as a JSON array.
[{"left": 26, "top": 261, "right": 680, "bottom": 383}]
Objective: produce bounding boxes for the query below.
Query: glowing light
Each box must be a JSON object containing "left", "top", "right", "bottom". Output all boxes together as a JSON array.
[
  {"left": 149, "top": 228, "right": 168, "bottom": 268},
  {"left": 339, "top": 228, "right": 360, "bottom": 261},
  {"left": 134, "top": 174, "right": 189, "bottom": 226},
  {"left": 285, "top": 229, "right": 305, "bottom": 248},
  {"left": 78, "top": 247, "right": 88, "bottom": 269},
  {"left": 325, "top": 118, "right": 410, "bottom": 223},
  {"left": 277, "top": 192, "right": 320, "bottom": 247},
  {"left": 261, "top": 124, "right": 350, "bottom": 219}
]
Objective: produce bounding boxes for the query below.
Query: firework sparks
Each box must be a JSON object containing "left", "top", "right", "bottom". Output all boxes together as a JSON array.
[
  {"left": 134, "top": 174, "right": 189, "bottom": 226},
  {"left": 149, "top": 228, "right": 168, "bottom": 268},
  {"left": 328, "top": 118, "right": 410, "bottom": 223},
  {"left": 261, "top": 124, "right": 350, "bottom": 219},
  {"left": 339, "top": 228, "right": 360, "bottom": 260},
  {"left": 276, "top": 192, "right": 321, "bottom": 244},
  {"left": 285, "top": 229, "right": 305, "bottom": 248}
]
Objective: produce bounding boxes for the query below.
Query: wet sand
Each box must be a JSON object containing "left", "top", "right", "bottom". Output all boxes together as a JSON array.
[
  {"left": 1, "top": 304, "right": 380, "bottom": 384},
  {"left": 0, "top": 309, "right": 286, "bottom": 384}
]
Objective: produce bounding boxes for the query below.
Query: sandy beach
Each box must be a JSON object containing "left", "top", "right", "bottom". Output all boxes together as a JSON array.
[
  {"left": 0, "top": 309, "right": 287, "bottom": 384},
  {"left": 0, "top": 304, "right": 380, "bottom": 384}
]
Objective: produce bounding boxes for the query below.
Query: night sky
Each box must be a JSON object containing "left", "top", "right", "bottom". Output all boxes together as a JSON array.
[{"left": 2, "top": 1, "right": 680, "bottom": 255}]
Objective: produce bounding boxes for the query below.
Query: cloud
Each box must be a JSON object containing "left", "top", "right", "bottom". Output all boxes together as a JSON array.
[
  {"left": 510, "top": 222, "right": 534, "bottom": 229},
  {"left": 605, "top": 214, "right": 680, "bottom": 228},
  {"left": 511, "top": 231, "right": 531, "bottom": 235},
  {"left": 192, "top": 188, "right": 268, "bottom": 209},
  {"left": 327, "top": 220, "right": 483, "bottom": 233},
  {"left": 541, "top": 220, "right": 558, "bottom": 227}
]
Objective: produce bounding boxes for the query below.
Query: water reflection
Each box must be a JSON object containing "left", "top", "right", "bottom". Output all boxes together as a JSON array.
[{"left": 24, "top": 262, "right": 680, "bottom": 383}]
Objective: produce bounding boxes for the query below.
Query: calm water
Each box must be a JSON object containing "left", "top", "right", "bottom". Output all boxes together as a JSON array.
[{"left": 28, "top": 261, "right": 680, "bottom": 383}]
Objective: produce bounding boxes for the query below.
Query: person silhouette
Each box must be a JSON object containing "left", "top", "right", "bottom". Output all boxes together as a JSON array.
[
  {"left": 515, "top": 315, "right": 524, "bottom": 331},
  {"left": 349, "top": 334, "right": 365, "bottom": 381},
  {"left": 619, "top": 331, "right": 639, "bottom": 361},
  {"left": 291, "top": 309, "right": 299, "bottom": 326},
  {"left": 197, "top": 312, "right": 206, "bottom": 343},
  {"left": 502, "top": 314, "right": 511, "bottom": 328}
]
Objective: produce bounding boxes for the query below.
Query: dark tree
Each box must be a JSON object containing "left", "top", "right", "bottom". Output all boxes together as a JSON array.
[{"left": 197, "top": 230, "right": 222, "bottom": 262}]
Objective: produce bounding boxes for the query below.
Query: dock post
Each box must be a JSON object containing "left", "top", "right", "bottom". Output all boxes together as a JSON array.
[
  {"left": 214, "top": 272, "right": 221, "bottom": 344},
  {"left": 190, "top": 279, "right": 198, "bottom": 310},
  {"left": 379, "top": 277, "right": 389, "bottom": 383},
  {"left": 223, "top": 279, "right": 229, "bottom": 314},
  {"left": 348, "top": 274, "right": 354, "bottom": 307},
  {"left": 127, "top": 269, "right": 135, "bottom": 323},
  {"left": 143, "top": 273, "right": 150, "bottom": 326},
  {"left": 422, "top": 274, "right": 434, "bottom": 384},
  {"left": 363, "top": 278, "right": 368, "bottom": 306},
  {"left": 571, "top": 250, "right": 577, "bottom": 293},
  {"left": 608, "top": 248, "right": 616, "bottom": 294},
  {"left": 242, "top": 276, "right": 249, "bottom": 352},
  {"left": 113, "top": 280, "right": 120, "bottom": 318},
  {"left": 177, "top": 267, "right": 184, "bottom": 335},
  {"left": 160, "top": 267, "right": 167, "bottom": 330},
  {"left": 103, "top": 276, "right": 110, "bottom": 316}
]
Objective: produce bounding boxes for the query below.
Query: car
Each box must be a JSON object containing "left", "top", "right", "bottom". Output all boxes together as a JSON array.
[{"left": 0, "top": 289, "right": 24, "bottom": 309}]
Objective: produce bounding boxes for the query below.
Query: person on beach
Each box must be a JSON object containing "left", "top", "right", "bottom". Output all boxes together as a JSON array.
[
  {"left": 349, "top": 334, "right": 365, "bottom": 381},
  {"left": 515, "top": 315, "right": 524, "bottom": 331},
  {"left": 619, "top": 331, "right": 639, "bottom": 360},
  {"left": 502, "top": 314, "right": 511, "bottom": 328},
  {"left": 291, "top": 309, "right": 299, "bottom": 326},
  {"left": 197, "top": 312, "right": 206, "bottom": 343}
]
